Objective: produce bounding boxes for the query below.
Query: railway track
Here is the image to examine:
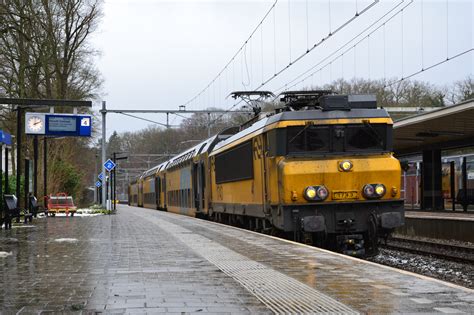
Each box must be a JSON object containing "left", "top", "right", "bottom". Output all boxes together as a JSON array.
[{"left": 382, "top": 236, "right": 474, "bottom": 264}]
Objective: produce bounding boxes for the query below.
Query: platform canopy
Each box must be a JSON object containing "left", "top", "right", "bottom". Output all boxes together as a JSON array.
[{"left": 393, "top": 99, "right": 474, "bottom": 155}]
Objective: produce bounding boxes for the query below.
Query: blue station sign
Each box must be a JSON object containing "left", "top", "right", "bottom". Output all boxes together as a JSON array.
[
  {"left": 25, "top": 112, "right": 92, "bottom": 137},
  {"left": 95, "top": 181, "right": 102, "bottom": 188},
  {"left": 0, "top": 130, "right": 12, "bottom": 146},
  {"left": 104, "top": 159, "right": 116, "bottom": 172}
]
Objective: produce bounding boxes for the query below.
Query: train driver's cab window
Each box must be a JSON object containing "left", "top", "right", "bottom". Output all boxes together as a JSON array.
[
  {"left": 286, "top": 123, "right": 389, "bottom": 154},
  {"left": 287, "top": 126, "right": 330, "bottom": 154},
  {"left": 345, "top": 124, "right": 387, "bottom": 151}
]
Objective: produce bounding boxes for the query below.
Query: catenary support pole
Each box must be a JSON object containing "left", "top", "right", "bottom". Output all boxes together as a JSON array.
[
  {"left": 101, "top": 101, "right": 107, "bottom": 208},
  {"left": 462, "top": 157, "right": 467, "bottom": 212},
  {"left": 16, "top": 107, "right": 22, "bottom": 205},
  {"left": 5, "top": 146, "right": 9, "bottom": 194},
  {"left": 24, "top": 159, "right": 29, "bottom": 210},
  {"left": 450, "top": 161, "right": 455, "bottom": 211},
  {"left": 0, "top": 146, "right": 2, "bottom": 209},
  {"left": 43, "top": 137, "right": 47, "bottom": 205},
  {"left": 33, "top": 135, "right": 38, "bottom": 198},
  {"left": 94, "top": 154, "right": 98, "bottom": 203},
  {"left": 113, "top": 152, "right": 116, "bottom": 211}
]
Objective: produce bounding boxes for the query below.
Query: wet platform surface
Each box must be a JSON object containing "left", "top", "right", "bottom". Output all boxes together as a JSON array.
[{"left": 0, "top": 205, "right": 473, "bottom": 314}]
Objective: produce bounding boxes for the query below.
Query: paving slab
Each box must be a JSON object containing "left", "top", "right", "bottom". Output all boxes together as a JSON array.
[{"left": 1, "top": 205, "right": 473, "bottom": 314}]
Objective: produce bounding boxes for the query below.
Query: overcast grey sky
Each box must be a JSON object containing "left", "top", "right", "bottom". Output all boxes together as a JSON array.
[{"left": 90, "top": 0, "right": 473, "bottom": 138}]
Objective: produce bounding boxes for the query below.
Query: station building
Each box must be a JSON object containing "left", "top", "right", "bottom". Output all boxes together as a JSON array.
[{"left": 392, "top": 98, "right": 474, "bottom": 212}]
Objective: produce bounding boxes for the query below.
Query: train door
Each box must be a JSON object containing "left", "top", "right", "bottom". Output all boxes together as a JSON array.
[
  {"left": 193, "top": 161, "right": 206, "bottom": 213},
  {"left": 193, "top": 163, "right": 199, "bottom": 212},
  {"left": 138, "top": 181, "right": 143, "bottom": 207},
  {"left": 155, "top": 176, "right": 161, "bottom": 209},
  {"left": 163, "top": 174, "right": 167, "bottom": 209},
  {"left": 261, "top": 135, "right": 270, "bottom": 212},
  {"left": 253, "top": 135, "right": 268, "bottom": 214},
  {"left": 199, "top": 161, "right": 206, "bottom": 212}
]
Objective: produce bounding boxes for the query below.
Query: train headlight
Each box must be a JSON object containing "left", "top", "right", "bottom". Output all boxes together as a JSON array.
[
  {"left": 363, "top": 184, "right": 375, "bottom": 198},
  {"left": 375, "top": 184, "right": 386, "bottom": 197},
  {"left": 316, "top": 186, "right": 329, "bottom": 200},
  {"left": 339, "top": 160, "right": 353, "bottom": 172},
  {"left": 304, "top": 186, "right": 329, "bottom": 201},
  {"left": 363, "top": 184, "right": 385, "bottom": 199},
  {"left": 304, "top": 187, "right": 317, "bottom": 200}
]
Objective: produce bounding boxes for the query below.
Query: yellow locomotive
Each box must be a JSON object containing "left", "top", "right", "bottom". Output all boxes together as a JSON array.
[{"left": 129, "top": 91, "right": 404, "bottom": 256}]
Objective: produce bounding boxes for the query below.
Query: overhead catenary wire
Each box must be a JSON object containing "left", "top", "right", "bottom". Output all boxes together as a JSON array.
[
  {"left": 384, "top": 48, "right": 473, "bottom": 88},
  {"left": 279, "top": 3, "right": 412, "bottom": 92},
  {"left": 328, "top": 0, "right": 332, "bottom": 34},
  {"left": 368, "top": 34, "right": 370, "bottom": 79},
  {"left": 401, "top": 8, "right": 404, "bottom": 79},
  {"left": 383, "top": 23, "right": 386, "bottom": 80},
  {"left": 279, "top": 2, "right": 472, "bottom": 94},
  {"left": 213, "top": 0, "right": 379, "bottom": 124},
  {"left": 273, "top": 7, "right": 277, "bottom": 75},
  {"left": 288, "top": 0, "right": 292, "bottom": 62},
  {"left": 250, "top": 36, "right": 253, "bottom": 87},
  {"left": 305, "top": 0, "right": 309, "bottom": 52},
  {"left": 446, "top": 0, "right": 449, "bottom": 59},
  {"left": 119, "top": 113, "right": 178, "bottom": 128},
  {"left": 256, "top": 0, "right": 379, "bottom": 90},
  {"left": 180, "top": 0, "right": 279, "bottom": 108},
  {"left": 421, "top": 0, "right": 424, "bottom": 70},
  {"left": 273, "top": 0, "right": 410, "bottom": 93}
]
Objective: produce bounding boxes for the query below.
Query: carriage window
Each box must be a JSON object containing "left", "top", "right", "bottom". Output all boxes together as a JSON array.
[{"left": 215, "top": 141, "right": 253, "bottom": 184}]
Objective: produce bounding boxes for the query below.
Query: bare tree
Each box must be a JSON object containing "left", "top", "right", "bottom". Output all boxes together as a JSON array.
[
  {"left": 0, "top": 0, "right": 103, "bottom": 205},
  {"left": 446, "top": 76, "right": 473, "bottom": 104}
]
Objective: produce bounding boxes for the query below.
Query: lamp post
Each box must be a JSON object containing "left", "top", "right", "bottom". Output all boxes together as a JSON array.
[{"left": 112, "top": 152, "right": 128, "bottom": 211}]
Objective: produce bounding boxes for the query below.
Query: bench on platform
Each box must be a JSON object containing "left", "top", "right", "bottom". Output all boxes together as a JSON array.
[
  {"left": 29, "top": 195, "right": 46, "bottom": 218},
  {"left": 1, "top": 195, "right": 33, "bottom": 229},
  {"left": 456, "top": 189, "right": 474, "bottom": 211}
]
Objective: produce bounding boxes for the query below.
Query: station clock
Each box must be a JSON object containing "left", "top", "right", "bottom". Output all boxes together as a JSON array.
[{"left": 25, "top": 113, "right": 46, "bottom": 135}]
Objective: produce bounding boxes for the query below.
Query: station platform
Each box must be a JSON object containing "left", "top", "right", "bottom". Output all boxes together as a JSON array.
[
  {"left": 397, "top": 210, "right": 474, "bottom": 243},
  {"left": 1, "top": 205, "right": 473, "bottom": 314}
]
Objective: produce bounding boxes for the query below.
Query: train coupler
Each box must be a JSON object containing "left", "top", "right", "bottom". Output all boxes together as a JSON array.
[{"left": 337, "top": 234, "right": 365, "bottom": 256}]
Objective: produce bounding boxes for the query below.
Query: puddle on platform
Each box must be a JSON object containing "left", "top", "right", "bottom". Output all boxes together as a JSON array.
[
  {"left": 0, "top": 251, "right": 13, "bottom": 258},
  {"left": 0, "top": 238, "right": 19, "bottom": 243},
  {"left": 47, "top": 209, "right": 106, "bottom": 218},
  {"left": 54, "top": 238, "right": 78, "bottom": 243}
]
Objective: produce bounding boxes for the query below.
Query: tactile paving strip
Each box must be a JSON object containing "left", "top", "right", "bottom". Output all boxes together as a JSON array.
[{"left": 138, "top": 213, "right": 358, "bottom": 314}]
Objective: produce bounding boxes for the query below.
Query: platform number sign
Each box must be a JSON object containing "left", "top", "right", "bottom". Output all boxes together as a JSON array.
[
  {"left": 98, "top": 172, "right": 104, "bottom": 180},
  {"left": 95, "top": 181, "right": 102, "bottom": 188},
  {"left": 104, "top": 159, "right": 116, "bottom": 172},
  {"left": 81, "top": 117, "right": 91, "bottom": 127}
]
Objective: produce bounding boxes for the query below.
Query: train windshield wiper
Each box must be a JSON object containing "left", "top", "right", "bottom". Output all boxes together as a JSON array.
[
  {"left": 288, "top": 124, "right": 312, "bottom": 144},
  {"left": 363, "top": 121, "right": 383, "bottom": 147}
]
